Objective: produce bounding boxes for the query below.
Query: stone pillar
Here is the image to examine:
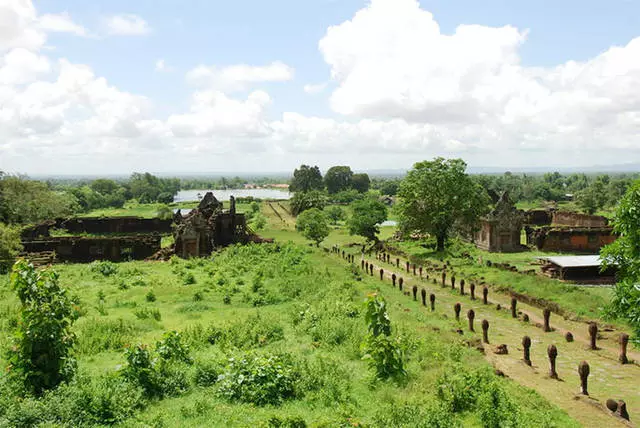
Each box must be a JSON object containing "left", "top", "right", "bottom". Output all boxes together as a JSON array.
[
  {"left": 543, "top": 309, "right": 552, "bottom": 332},
  {"left": 421, "top": 288, "right": 426, "bottom": 306},
  {"left": 399, "top": 277, "right": 403, "bottom": 291},
  {"left": 454, "top": 303, "right": 461, "bottom": 321},
  {"left": 392, "top": 273, "right": 396, "bottom": 287},
  {"left": 460, "top": 279, "right": 465, "bottom": 296},
  {"left": 430, "top": 294, "right": 436, "bottom": 311},
  {"left": 419, "top": 266, "right": 423, "bottom": 278},
  {"left": 442, "top": 271, "right": 446, "bottom": 287},
  {"left": 470, "top": 283, "right": 476, "bottom": 300},
  {"left": 578, "top": 361, "right": 590, "bottom": 395},
  {"left": 413, "top": 264, "right": 416, "bottom": 275},
  {"left": 619, "top": 333, "right": 629, "bottom": 364},
  {"left": 467, "top": 309, "right": 475, "bottom": 332},
  {"left": 361, "top": 260, "right": 365, "bottom": 270},
  {"left": 547, "top": 344, "right": 558, "bottom": 379},
  {"left": 588, "top": 323, "right": 598, "bottom": 350},
  {"left": 412, "top": 285, "right": 418, "bottom": 301},
  {"left": 451, "top": 276, "right": 456, "bottom": 290},
  {"left": 230, "top": 195, "right": 236, "bottom": 215},
  {"left": 365, "top": 261, "right": 369, "bottom": 272},
  {"left": 406, "top": 261, "right": 410, "bottom": 273},
  {"left": 483, "top": 286, "right": 489, "bottom": 305},
  {"left": 511, "top": 297, "right": 517, "bottom": 318},
  {"left": 565, "top": 332, "right": 574, "bottom": 342},
  {"left": 617, "top": 401, "right": 630, "bottom": 421},
  {"left": 522, "top": 336, "right": 532, "bottom": 366},
  {"left": 396, "top": 258, "right": 400, "bottom": 267},
  {"left": 379, "top": 268, "right": 384, "bottom": 281},
  {"left": 482, "top": 320, "right": 489, "bottom": 344}
]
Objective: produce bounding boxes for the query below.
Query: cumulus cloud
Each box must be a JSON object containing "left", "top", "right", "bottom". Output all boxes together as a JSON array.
[
  {"left": 303, "top": 83, "right": 327, "bottom": 94},
  {"left": 317, "top": 0, "right": 640, "bottom": 156},
  {"left": 103, "top": 14, "right": 151, "bottom": 36},
  {"left": 38, "top": 12, "right": 87, "bottom": 36},
  {"left": 186, "top": 61, "right": 294, "bottom": 91}
]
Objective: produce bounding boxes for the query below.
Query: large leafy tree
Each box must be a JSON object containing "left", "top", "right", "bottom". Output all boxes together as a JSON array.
[
  {"left": 397, "top": 158, "right": 489, "bottom": 251},
  {"left": 289, "top": 190, "right": 328, "bottom": 215},
  {"left": 351, "top": 173, "right": 371, "bottom": 193},
  {"left": 601, "top": 179, "right": 640, "bottom": 343},
  {"left": 324, "top": 166, "right": 353, "bottom": 194},
  {"left": 0, "top": 176, "right": 77, "bottom": 224},
  {"left": 289, "top": 165, "right": 323, "bottom": 193},
  {"left": 347, "top": 198, "right": 388, "bottom": 242},
  {"left": 295, "top": 208, "right": 330, "bottom": 246}
]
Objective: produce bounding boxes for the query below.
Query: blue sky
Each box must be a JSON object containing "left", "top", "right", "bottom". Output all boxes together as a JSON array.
[{"left": 2, "top": 0, "right": 640, "bottom": 174}]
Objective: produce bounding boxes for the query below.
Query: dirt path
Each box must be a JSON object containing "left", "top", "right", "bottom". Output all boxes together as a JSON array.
[{"left": 342, "top": 251, "right": 638, "bottom": 427}]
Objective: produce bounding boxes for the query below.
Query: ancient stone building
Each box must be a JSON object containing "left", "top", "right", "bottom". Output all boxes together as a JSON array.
[
  {"left": 474, "top": 192, "right": 525, "bottom": 253},
  {"left": 173, "top": 192, "right": 251, "bottom": 258},
  {"left": 526, "top": 227, "right": 616, "bottom": 253}
]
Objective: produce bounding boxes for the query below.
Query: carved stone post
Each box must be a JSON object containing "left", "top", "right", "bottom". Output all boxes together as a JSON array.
[
  {"left": 451, "top": 276, "right": 456, "bottom": 290},
  {"left": 379, "top": 268, "right": 384, "bottom": 281},
  {"left": 361, "top": 260, "right": 365, "bottom": 270},
  {"left": 442, "top": 271, "right": 446, "bottom": 287},
  {"left": 547, "top": 344, "right": 558, "bottom": 379},
  {"left": 482, "top": 320, "right": 490, "bottom": 344},
  {"left": 419, "top": 266, "right": 423, "bottom": 278},
  {"left": 369, "top": 264, "right": 374, "bottom": 276},
  {"left": 617, "top": 401, "right": 630, "bottom": 421},
  {"left": 421, "top": 288, "right": 426, "bottom": 306},
  {"left": 543, "top": 309, "right": 552, "bottom": 332},
  {"left": 430, "top": 293, "right": 436, "bottom": 311},
  {"left": 396, "top": 258, "right": 400, "bottom": 267},
  {"left": 588, "top": 322, "right": 598, "bottom": 350},
  {"left": 460, "top": 279, "right": 465, "bottom": 296},
  {"left": 365, "top": 261, "right": 369, "bottom": 272},
  {"left": 406, "top": 261, "right": 410, "bottom": 273},
  {"left": 399, "top": 277, "right": 403, "bottom": 291},
  {"left": 619, "top": 333, "right": 629, "bottom": 364},
  {"left": 483, "top": 286, "right": 488, "bottom": 305},
  {"left": 412, "top": 285, "right": 418, "bottom": 301},
  {"left": 392, "top": 273, "right": 396, "bottom": 287},
  {"left": 467, "top": 309, "right": 475, "bottom": 332},
  {"left": 522, "top": 336, "right": 532, "bottom": 366},
  {"left": 511, "top": 297, "right": 517, "bottom": 318},
  {"left": 470, "top": 283, "right": 476, "bottom": 300},
  {"left": 565, "top": 332, "right": 574, "bottom": 342},
  {"left": 454, "top": 303, "right": 461, "bottom": 321},
  {"left": 578, "top": 361, "right": 590, "bottom": 395}
]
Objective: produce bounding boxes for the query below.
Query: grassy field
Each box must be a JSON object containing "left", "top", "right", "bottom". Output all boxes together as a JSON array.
[{"left": 0, "top": 244, "right": 579, "bottom": 427}]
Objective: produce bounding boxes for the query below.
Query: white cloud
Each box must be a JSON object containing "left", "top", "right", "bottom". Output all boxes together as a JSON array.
[
  {"left": 155, "top": 59, "right": 165, "bottom": 71},
  {"left": 38, "top": 12, "right": 87, "bottom": 36},
  {"left": 303, "top": 83, "right": 327, "bottom": 94},
  {"left": 186, "top": 61, "right": 294, "bottom": 91},
  {"left": 103, "top": 14, "right": 151, "bottom": 36}
]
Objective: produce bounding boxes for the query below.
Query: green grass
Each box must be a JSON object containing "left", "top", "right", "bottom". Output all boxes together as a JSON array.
[{"left": 0, "top": 244, "right": 578, "bottom": 427}]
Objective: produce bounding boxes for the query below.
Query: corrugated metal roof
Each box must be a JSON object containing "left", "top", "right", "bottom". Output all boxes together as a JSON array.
[{"left": 539, "top": 255, "right": 603, "bottom": 268}]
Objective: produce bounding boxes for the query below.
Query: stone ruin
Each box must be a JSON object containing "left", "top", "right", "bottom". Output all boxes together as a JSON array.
[
  {"left": 172, "top": 192, "right": 264, "bottom": 258},
  {"left": 473, "top": 192, "right": 525, "bottom": 253}
]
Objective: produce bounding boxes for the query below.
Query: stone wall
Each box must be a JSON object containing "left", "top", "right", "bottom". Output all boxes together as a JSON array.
[
  {"left": 22, "top": 217, "right": 172, "bottom": 238},
  {"left": 551, "top": 211, "right": 609, "bottom": 228},
  {"left": 523, "top": 209, "right": 553, "bottom": 226},
  {"left": 526, "top": 227, "right": 617, "bottom": 252},
  {"left": 21, "top": 235, "right": 161, "bottom": 262}
]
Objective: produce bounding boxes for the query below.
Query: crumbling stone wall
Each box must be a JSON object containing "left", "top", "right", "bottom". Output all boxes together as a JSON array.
[
  {"left": 551, "top": 211, "right": 609, "bottom": 228},
  {"left": 526, "top": 227, "right": 617, "bottom": 252},
  {"left": 22, "top": 217, "right": 172, "bottom": 238},
  {"left": 473, "top": 192, "right": 524, "bottom": 253},
  {"left": 22, "top": 235, "right": 161, "bottom": 262}
]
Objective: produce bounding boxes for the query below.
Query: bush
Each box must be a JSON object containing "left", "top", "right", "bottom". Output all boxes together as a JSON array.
[
  {"left": 0, "top": 223, "right": 22, "bottom": 274},
  {"left": 206, "top": 313, "right": 284, "bottom": 349},
  {"left": 193, "top": 359, "right": 223, "bottom": 387},
  {"left": 217, "top": 352, "right": 298, "bottom": 406},
  {"left": 75, "top": 318, "right": 142, "bottom": 355},
  {"left": 477, "top": 382, "right": 520, "bottom": 428},
  {"left": 134, "top": 307, "right": 162, "bottom": 321},
  {"left": 90, "top": 260, "right": 119, "bottom": 277},
  {"left": 146, "top": 290, "right": 157, "bottom": 302}
]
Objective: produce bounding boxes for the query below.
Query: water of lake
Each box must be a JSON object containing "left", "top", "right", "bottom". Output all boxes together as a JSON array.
[{"left": 174, "top": 188, "right": 291, "bottom": 202}]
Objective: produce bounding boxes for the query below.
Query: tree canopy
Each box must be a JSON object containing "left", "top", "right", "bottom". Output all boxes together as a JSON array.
[
  {"left": 324, "top": 166, "right": 353, "bottom": 194},
  {"left": 351, "top": 173, "right": 371, "bottom": 193},
  {"left": 295, "top": 208, "right": 330, "bottom": 246},
  {"left": 289, "top": 165, "right": 324, "bottom": 193},
  {"left": 290, "top": 190, "right": 328, "bottom": 215},
  {"left": 347, "top": 198, "right": 388, "bottom": 242},
  {"left": 397, "top": 158, "right": 489, "bottom": 251}
]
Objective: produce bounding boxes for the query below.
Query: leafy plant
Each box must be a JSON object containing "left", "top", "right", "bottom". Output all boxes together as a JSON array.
[
  {"left": 7, "top": 260, "right": 78, "bottom": 395},
  {"left": 295, "top": 208, "right": 330, "bottom": 246},
  {"left": 90, "top": 260, "right": 119, "bottom": 277},
  {"left": 0, "top": 223, "right": 22, "bottom": 274}
]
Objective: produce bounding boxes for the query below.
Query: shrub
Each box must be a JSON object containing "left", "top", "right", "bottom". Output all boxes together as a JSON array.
[
  {"left": 477, "top": 382, "right": 520, "bottom": 428},
  {"left": 183, "top": 271, "right": 197, "bottom": 285},
  {"left": 89, "top": 260, "right": 119, "bottom": 277},
  {"left": 0, "top": 223, "right": 22, "bottom": 274},
  {"left": 156, "top": 331, "right": 192, "bottom": 364},
  {"left": 75, "top": 318, "right": 142, "bottom": 355},
  {"left": 193, "top": 359, "right": 222, "bottom": 387},
  {"left": 206, "top": 313, "right": 284, "bottom": 349},
  {"left": 146, "top": 290, "right": 157, "bottom": 302},
  {"left": 217, "top": 352, "right": 298, "bottom": 405},
  {"left": 8, "top": 260, "right": 77, "bottom": 394},
  {"left": 193, "top": 291, "right": 204, "bottom": 302},
  {"left": 134, "top": 307, "right": 162, "bottom": 321}
]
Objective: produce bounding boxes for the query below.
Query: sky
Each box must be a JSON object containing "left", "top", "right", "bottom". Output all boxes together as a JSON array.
[{"left": 1, "top": 0, "right": 640, "bottom": 175}]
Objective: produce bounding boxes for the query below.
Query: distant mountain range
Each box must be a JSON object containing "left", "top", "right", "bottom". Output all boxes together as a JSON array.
[{"left": 24, "top": 163, "right": 640, "bottom": 180}]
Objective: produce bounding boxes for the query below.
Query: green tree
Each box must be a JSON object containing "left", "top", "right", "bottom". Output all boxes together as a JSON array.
[
  {"left": 90, "top": 179, "right": 120, "bottom": 196},
  {"left": 347, "top": 198, "right": 388, "bottom": 242},
  {"left": 325, "top": 205, "right": 346, "bottom": 225},
  {"left": 601, "top": 179, "right": 640, "bottom": 343},
  {"left": 397, "top": 158, "right": 489, "bottom": 251},
  {"left": 324, "top": 166, "right": 353, "bottom": 194},
  {"left": 8, "top": 260, "right": 78, "bottom": 394},
  {"left": 0, "top": 223, "right": 22, "bottom": 274},
  {"left": 0, "top": 176, "right": 77, "bottom": 224},
  {"left": 289, "top": 165, "right": 324, "bottom": 193},
  {"left": 295, "top": 208, "right": 329, "bottom": 246},
  {"left": 352, "top": 173, "right": 371, "bottom": 193},
  {"left": 290, "top": 190, "right": 328, "bottom": 215}
]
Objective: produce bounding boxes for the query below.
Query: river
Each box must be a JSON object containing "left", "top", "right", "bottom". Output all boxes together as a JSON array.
[{"left": 174, "top": 188, "right": 291, "bottom": 202}]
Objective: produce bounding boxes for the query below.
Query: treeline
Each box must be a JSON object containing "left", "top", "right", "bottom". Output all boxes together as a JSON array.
[{"left": 179, "top": 176, "right": 287, "bottom": 190}]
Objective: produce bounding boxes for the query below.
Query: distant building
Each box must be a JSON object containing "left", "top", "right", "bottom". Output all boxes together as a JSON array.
[
  {"left": 474, "top": 192, "right": 525, "bottom": 252},
  {"left": 539, "top": 255, "right": 617, "bottom": 282}
]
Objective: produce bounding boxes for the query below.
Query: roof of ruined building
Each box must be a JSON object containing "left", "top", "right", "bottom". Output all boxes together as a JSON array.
[{"left": 539, "top": 255, "right": 612, "bottom": 268}]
